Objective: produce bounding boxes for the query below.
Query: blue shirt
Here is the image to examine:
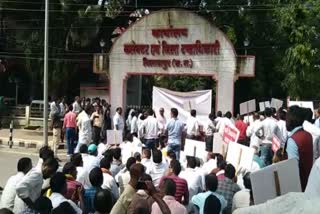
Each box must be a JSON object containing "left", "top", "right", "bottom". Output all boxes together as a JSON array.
[
  {"left": 84, "top": 187, "right": 98, "bottom": 213},
  {"left": 286, "top": 126, "right": 303, "bottom": 161},
  {"left": 315, "top": 118, "right": 320, "bottom": 129},
  {"left": 166, "top": 118, "right": 185, "bottom": 145},
  {"left": 191, "top": 191, "right": 227, "bottom": 214}
]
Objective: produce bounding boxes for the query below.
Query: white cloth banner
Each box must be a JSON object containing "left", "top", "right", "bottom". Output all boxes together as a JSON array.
[{"left": 152, "top": 86, "right": 212, "bottom": 124}]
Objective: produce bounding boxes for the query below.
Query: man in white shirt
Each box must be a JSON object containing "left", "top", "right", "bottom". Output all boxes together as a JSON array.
[
  {"left": 72, "top": 96, "right": 82, "bottom": 115},
  {"left": 14, "top": 158, "right": 59, "bottom": 214},
  {"left": 141, "top": 109, "right": 159, "bottom": 150},
  {"left": 315, "top": 108, "right": 320, "bottom": 128},
  {"left": 246, "top": 113, "right": 263, "bottom": 149},
  {"left": 75, "top": 105, "right": 92, "bottom": 153},
  {"left": 179, "top": 156, "right": 203, "bottom": 203},
  {"left": 0, "top": 158, "right": 32, "bottom": 211},
  {"left": 277, "top": 110, "right": 288, "bottom": 146},
  {"left": 205, "top": 113, "right": 216, "bottom": 152},
  {"left": 141, "top": 148, "right": 152, "bottom": 173},
  {"left": 256, "top": 108, "right": 281, "bottom": 166},
  {"left": 130, "top": 111, "right": 138, "bottom": 135},
  {"left": 49, "top": 172, "right": 83, "bottom": 213},
  {"left": 202, "top": 153, "right": 217, "bottom": 175},
  {"left": 186, "top": 109, "right": 200, "bottom": 139},
  {"left": 100, "top": 158, "right": 119, "bottom": 200},
  {"left": 115, "top": 157, "right": 136, "bottom": 194},
  {"left": 216, "top": 112, "right": 233, "bottom": 135},
  {"left": 146, "top": 149, "right": 168, "bottom": 187},
  {"left": 157, "top": 108, "right": 167, "bottom": 148},
  {"left": 113, "top": 107, "right": 124, "bottom": 131}
]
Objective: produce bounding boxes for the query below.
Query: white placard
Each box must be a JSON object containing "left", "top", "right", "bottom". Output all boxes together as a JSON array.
[
  {"left": 240, "top": 102, "right": 248, "bottom": 116},
  {"left": 244, "top": 115, "right": 254, "bottom": 124},
  {"left": 248, "top": 99, "right": 256, "bottom": 113},
  {"left": 107, "top": 130, "right": 123, "bottom": 145},
  {"left": 264, "top": 101, "right": 271, "bottom": 108},
  {"left": 251, "top": 158, "right": 301, "bottom": 205},
  {"left": 289, "top": 101, "right": 314, "bottom": 112},
  {"left": 271, "top": 98, "right": 284, "bottom": 110},
  {"left": 212, "top": 133, "right": 227, "bottom": 156},
  {"left": 239, "top": 99, "right": 256, "bottom": 115},
  {"left": 120, "top": 142, "right": 142, "bottom": 165},
  {"left": 259, "top": 102, "right": 265, "bottom": 112},
  {"left": 226, "top": 142, "right": 254, "bottom": 171},
  {"left": 184, "top": 139, "right": 208, "bottom": 163}
]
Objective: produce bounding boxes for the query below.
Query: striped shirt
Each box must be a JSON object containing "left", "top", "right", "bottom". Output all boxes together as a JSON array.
[{"left": 160, "top": 175, "right": 189, "bottom": 203}]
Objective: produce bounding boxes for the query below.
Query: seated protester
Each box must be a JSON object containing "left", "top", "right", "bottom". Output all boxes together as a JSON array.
[
  {"left": 134, "top": 152, "right": 142, "bottom": 163},
  {"left": 94, "top": 189, "right": 113, "bottom": 214},
  {"left": 14, "top": 158, "right": 59, "bottom": 214},
  {"left": 147, "top": 149, "right": 168, "bottom": 187},
  {"left": 110, "top": 148, "right": 124, "bottom": 177},
  {"left": 203, "top": 195, "right": 222, "bottom": 214},
  {"left": 49, "top": 172, "right": 83, "bottom": 214},
  {"left": 62, "top": 162, "right": 83, "bottom": 203},
  {"left": 100, "top": 158, "right": 119, "bottom": 200},
  {"left": 211, "top": 157, "right": 227, "bottom": 181},
  {"left": 192, "top": 174, "right": 227, "bottom": 214},
  {"left": 0, "top": 208, "right": 14, "bottom": 214},
  {"left": 1, "top": 158, "right": 32, "bottom": 211},
  {"left": 166, "top": 151, "right": 177, "bottom": 165},
  {"left": 35, "top": 146, "right": 54, "bottom": 171},
  {"left": 216, "top": 164, "right": 241, "bottom": 214},
  {"left": 85, "top": 144, "right": 101, "bottom": 171},
  {"left": 111, "top": 163, "right": 171, "bottom": 214},
  {"left": 160, "top": 160, "right": 189, "bottom": 205},
  {"left": 272, "top": 148, "right": 287, "bottom": 164},
  {"left": 151, "top": 178, "right": 187, "bottom": 214},
  {"left": 195, "top": 157, "right": 206, "bottom": 191},
  {"left": 84, "top": 167, "right": 103, "bottom": 213},
  {"left": 21, "top": 196, "right": 52, "bottom": 214},
  {"left": 202, "top": 153, "right": 218, "bottom": 175},
  {"left": 179, "top": 156, "right": 203, "bottom": 203},
  {"left": 127, "top": 174, "right": 155, "bottom": 214},
  {"left": 71, "top": 153, "right": 91, "bottom": 189},
  {"left": 51, "top": 201, "right": 77, "bottom": 214},
  {"left": 115, "top": 157, "right": 137, "bottom": 194},
  {"left": 141, "top": 149, "right": 152, "bottom": 172},
  {"left": 232, "top": 172, "right": 253, "bottom": 212},
  {"left": 251, "top": 146, "right": 265, "bottom": 172}
]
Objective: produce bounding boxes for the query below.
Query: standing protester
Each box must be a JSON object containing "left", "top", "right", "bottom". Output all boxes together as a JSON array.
[
  {"left": 101, "top": 108, "right": 112, "bottom": 142},
  {"left": 91, "top": 105, "right": 103, "bottom": 145},
  {"left": 126, "top": 109, "right": 135, "bottom": 133},
  {"left": 255, "top": 108, "right": 280, "bottom": 166},
  {"left": 0, "top": 158, "right": 32, "bottom": 211},
  {"left": 216, "top": 112, "right": 233, "bottom": 135},
  {"left": 157, "top": 108, "right": 167, "bottom": 148},
  {"left": 50, "top": 98, "right": 62, "bottom": 159},
  {"left": 72, "top": 96, "right": 82, "bottom": 115},
  {"left": 113, "top": 107, "right": 125, "bottom": 131},
  {"left": 205, "top": 113, "right": 216, "bottom": 152},
  {"left": 286, "top": 106, "right": 313, "bottom": 191},
  {"left": 246, "top": 113, "right": 263, "bottom": 149},
  {"left": 63, "top": 105, "right": 77, "bottom": 156},
  {"left": 166, "top": 108, "right": 185, "bottom": 160},
  {"left": 141, "top": 109, "right": 159, "bottom": 150},
  {"left": 130, "top": 111, "right": 138, "bottom": 136},
  {"left": 186, "top": 109, "right": 200, "bottom": 140},
  {"left": 235, "top": 115, "right": 248, "bottom": 147},
  {"left": 75, "top": 105, "right": 92, "bottom": 153},
  {"left": 277, "top": 109, "right": 288, "bottom": 146},
  {"left": 59, "top": 96, "right": 68, "bottom": 145}
]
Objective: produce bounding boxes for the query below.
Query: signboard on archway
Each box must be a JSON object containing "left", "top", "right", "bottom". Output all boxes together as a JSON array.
[{"left": 109, "top": 9, "right": 255, "bottom": 114}]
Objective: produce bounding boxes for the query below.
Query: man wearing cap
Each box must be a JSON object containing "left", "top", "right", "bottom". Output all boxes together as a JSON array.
[{"left": 83, "top": 144, "right": 101, "bottom": 172}]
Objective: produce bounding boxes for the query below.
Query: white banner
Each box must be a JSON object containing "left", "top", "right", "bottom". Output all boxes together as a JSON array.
[{"left": 152, "top": 86, "right": 212, "bottom": 124}]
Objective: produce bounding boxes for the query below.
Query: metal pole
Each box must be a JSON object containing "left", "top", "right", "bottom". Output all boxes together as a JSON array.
[
  {"left": 15, "top": 82, "right": 18, "bottom": 106},
  {"left": 43, "top": 0, "right": 49, "bottom": 146}
]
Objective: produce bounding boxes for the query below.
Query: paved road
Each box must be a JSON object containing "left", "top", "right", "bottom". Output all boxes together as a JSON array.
[{"left": 0, "top": 148, "right": 38, "bottom": 188}]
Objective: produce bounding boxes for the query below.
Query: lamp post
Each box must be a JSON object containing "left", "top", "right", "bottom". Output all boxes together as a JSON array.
[{"left": 43, "top": 0, "right": 49, "bottom": 146}]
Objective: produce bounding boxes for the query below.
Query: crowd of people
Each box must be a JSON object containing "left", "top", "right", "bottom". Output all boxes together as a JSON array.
[{"left": 0, "top": 95, "right": 320, "bottom": 214}]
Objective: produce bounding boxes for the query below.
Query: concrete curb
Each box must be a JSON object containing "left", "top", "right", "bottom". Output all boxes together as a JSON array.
[{"left": 0, "top": 137, "right": 66, "bottom": 150}]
